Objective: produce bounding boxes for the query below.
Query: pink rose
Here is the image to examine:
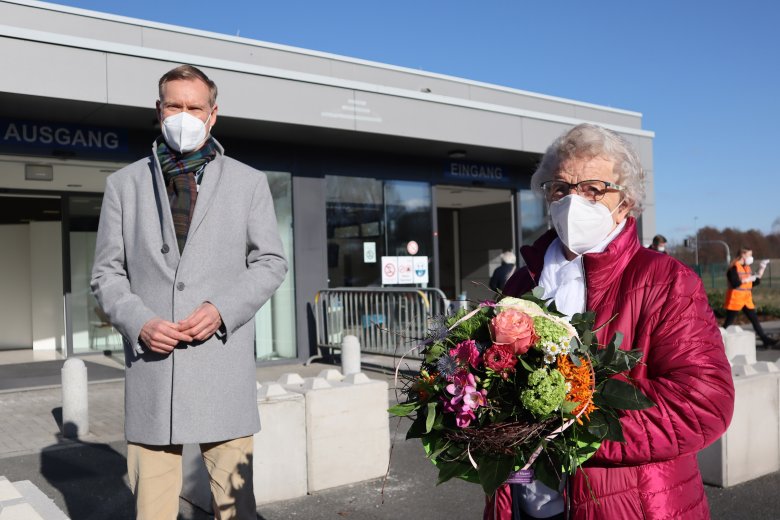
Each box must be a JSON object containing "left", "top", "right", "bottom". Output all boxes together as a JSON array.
[
  {"left": 490, "top": 309, "right": 538, "bottom": 355},
  {"left": 449, "top": 339, "right": 482, "bottom": 369}
]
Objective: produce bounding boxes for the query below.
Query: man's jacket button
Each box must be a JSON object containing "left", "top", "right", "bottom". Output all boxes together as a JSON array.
[
  {"left": 177, "top": 282, "right": 185, "bottom": 291},
  {"left": 161, "top": 244, "right": 170, "bottom": 254}
]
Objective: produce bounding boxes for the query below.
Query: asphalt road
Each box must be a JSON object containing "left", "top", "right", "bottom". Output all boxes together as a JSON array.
[{"left": 0, "top": 428, "right": 778, "bottom": 519}]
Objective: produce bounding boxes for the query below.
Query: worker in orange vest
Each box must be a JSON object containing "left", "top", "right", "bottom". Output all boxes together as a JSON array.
[{"left": 724, "top": 247, "right": 777, "bottom": 347}]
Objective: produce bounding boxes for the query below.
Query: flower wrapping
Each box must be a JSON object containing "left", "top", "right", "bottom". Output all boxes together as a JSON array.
[{"left": 389, "top": 287, "right": 654, "bottom": 495}]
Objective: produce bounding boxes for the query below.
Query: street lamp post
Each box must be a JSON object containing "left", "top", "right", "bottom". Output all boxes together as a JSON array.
[{"left": 694, "top": 217, "right": 699, "bottom": 266}]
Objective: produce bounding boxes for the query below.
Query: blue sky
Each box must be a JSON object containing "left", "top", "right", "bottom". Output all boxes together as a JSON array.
[{"left": 50, "top": 0, "right": 780, "bottom": 243}]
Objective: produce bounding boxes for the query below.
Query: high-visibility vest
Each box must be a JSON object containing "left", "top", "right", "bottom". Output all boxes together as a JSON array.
[{"left": 724, "top": 262, "right": 755, "bottom": 310}]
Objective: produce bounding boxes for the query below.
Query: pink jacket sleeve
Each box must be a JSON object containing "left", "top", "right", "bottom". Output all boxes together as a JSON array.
[{"left": 591, "top": 270, "right": 735, "bottom": 466}]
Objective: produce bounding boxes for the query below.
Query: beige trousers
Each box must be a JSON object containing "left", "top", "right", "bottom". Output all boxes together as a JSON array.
[{"left": 127, "top": 436, "right": 256, "bottom": 520}]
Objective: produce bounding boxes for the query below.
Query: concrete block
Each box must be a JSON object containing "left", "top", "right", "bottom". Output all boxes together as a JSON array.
[
  {"left": 0, "top": 477, "right": 22, "bottom": 501},
  {"left": 8, "top": 481, "right": 69, "bottom": 520},
  {"left": 730, "top": 355, "right": 749, "bottom": 366},
  {"left": 698, "top": 370, "right": 780, "bottom": 487},
  {"left": 723, "top": 326, "right": 757, "bottom": 365},
  {"left": 277, "top": 373, "right": 305, "bottom": 385},
  {"left": 732, "top": 365, "right": 758, "bottom": 377},
  {"left": 317, "top": 368, "right": 344, "bottom": 382},
  {"left": 287, "top": 376, "right": 390, "bottom": 492},
  {"left": 254, "top": 384, "right": 307, "bottom": 505},
  {"left": 303, "top": 377, "right": 332, "bottom": 391},
  {"left": 345, "top": 373, "right": 372, "bottom": 385},
  {"left": 754, "top": 362, "right": 780, "bottom": 373},
  {"left": 0, "top": 503, "right": 44, "bottom": 520}
]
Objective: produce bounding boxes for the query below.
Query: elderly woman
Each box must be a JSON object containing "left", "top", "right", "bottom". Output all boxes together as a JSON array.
[{"left": 486, "top": 124, "right": 735, "bottom": 519}]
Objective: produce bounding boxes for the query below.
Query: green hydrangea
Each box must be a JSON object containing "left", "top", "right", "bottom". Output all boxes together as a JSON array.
[
  {"left": 520, "top": 368, "right": 566, "bottom": 417},
  {"left": 533, "top": 316, "right": 570, "bottom": 345}
]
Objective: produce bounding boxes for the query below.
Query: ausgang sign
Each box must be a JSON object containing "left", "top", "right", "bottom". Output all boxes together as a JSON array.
[
  {"left": 444, "top": 161, "right": 510, "bottom": 184},
  {"left": 0, "top": 119, "right": 128, "bottom": 154}
]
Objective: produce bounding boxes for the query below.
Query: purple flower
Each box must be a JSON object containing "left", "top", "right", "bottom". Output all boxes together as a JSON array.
[{"left": 443, "top": 372, "right": 488, "bottom": 428}]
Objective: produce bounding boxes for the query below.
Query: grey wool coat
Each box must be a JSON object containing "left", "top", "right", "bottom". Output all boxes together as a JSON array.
[{"left": 91, "top": 139, "right": 287, "bottom": 445}]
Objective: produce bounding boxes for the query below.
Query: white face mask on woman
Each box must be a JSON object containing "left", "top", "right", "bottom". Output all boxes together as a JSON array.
[
  {"left": 549, "top": 194, "right": 621, "bottom": 255},
  {"left": 161, "top": 111, "right": 213, "bottom": 153},
  {"left": 744, "top": 256, "right": 754, "bottom": 266}
]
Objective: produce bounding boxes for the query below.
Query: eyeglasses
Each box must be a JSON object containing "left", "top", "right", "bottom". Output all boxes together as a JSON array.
[{"left": 540, "top": 179, "right": 625, "bottom": 202}]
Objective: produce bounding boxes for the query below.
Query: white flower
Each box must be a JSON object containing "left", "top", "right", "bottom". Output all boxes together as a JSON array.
[
  {"left": 496, "top": 297, "right": 546, "bottom": 317},
  {"left": 543, "top": 353, "right": 556, "bottom": 364}
]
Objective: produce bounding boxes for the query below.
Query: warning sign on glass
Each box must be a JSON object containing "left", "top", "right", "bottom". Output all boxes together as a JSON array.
[{"left": 381, "top": 256, "right": 428, "bottom": 285}]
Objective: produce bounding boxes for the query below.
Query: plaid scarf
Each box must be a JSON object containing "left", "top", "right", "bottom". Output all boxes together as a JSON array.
[{"left": 156, "top": 138, "right": 218, "bottom": 253}]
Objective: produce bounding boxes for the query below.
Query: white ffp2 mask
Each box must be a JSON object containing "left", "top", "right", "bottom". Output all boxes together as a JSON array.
[
  {"left": 549, "top": 195, "right": 620, "bottom": 255},
  {"left": 161, "top": 111, "right": 212, "bottom": 153}
]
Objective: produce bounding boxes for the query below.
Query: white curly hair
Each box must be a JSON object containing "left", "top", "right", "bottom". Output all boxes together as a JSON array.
[{"left": 531, "top": 123, "right": 646, "bottom": 216}]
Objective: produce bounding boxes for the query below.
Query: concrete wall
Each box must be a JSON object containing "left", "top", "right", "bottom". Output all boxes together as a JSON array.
[{"left": 0, "top": 0, "right": 644, "bottom": 130}]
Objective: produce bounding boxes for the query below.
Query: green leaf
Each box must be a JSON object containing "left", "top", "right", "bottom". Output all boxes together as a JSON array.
[
  {"left": 477, "top": 455, "right": 515, "bottom": 496},
  {"left": 437, "top": 461, "right": 471, "bottom": 485},
  {"left": 580, "top": 330, "right": 594, "bottom": 349},
  {"left": 561, "top": 400, "right": 579, "bottom": 415},
  {"left": 568, "top": 352, "right": 582, "bottom": 367},
  {"left": 388, "top": 402, "right": 417, "bottom": 417},
  {"left": 610, "top": 332, "right": 624, "bottom": 349},
  {"left": 518, "top": 357, "right": 535, "bottom": 372},
  {"left": 532, "top": 286, "right": 546, "bottom": 299},
  {"left": 425, "top": 343, "right": 445, "bottom": 364},
  {"left": 534, "top": 454, "right": 561, "bottom": 491},
  {"left": 586, "top": 410, "right": 610, "bottom": 439},
  {"left": 603, "top": 412, "right": 625, "bottom": 442},
  {"left": 406, "top": 414, "right": 427, "bottom": 439},
  {"left": 425, "top": 402, "right": 437, "bottom": 433},
  {"left": 597, "top": 379, "right": 655, "bottom": 410},
  {"left": 601, "top": 336, "right": 617, "bottom": 365}
]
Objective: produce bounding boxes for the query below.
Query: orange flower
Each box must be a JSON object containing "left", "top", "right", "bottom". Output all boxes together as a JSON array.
[
  {"left": 413, "top": 371, "right": 439, "bottom": 402},
  {"left": 556, "top": 355, "right": 597, "bottom": 424}
]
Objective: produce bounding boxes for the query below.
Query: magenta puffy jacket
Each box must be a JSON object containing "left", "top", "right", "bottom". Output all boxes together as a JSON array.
[{"left": 486, "top": 218, "right": 734, "bottom": 520}]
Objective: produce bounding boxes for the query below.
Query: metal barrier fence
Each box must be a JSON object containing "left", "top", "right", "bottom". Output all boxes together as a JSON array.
[{"left": 310, "top": 287, "right": 448, "bottom": 364}]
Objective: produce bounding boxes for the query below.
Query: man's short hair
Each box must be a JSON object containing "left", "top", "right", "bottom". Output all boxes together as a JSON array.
[
  {"left": 652, "top": 234, "right": 667, "bottom": 246},
  {"left": 158, "top": 65, "right": 218, "bottom": 106}
]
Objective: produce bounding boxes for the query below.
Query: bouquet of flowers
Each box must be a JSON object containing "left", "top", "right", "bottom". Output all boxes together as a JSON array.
[{"left": 389, "top": 287, "right": 654, "bottom": 495}]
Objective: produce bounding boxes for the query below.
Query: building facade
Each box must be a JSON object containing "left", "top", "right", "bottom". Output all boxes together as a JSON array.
[{"left": 0, "top": 0, "right": 656, "bottom": 363}]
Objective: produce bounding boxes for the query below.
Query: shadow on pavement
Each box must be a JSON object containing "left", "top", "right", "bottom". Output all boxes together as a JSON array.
[{"left": 40, "top": 425, "right": 133, "bottom": 520}]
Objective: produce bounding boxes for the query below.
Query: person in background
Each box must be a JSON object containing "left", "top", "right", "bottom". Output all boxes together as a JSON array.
[
  {"left": 485, "top": 123, "right": 734, "bottom": 519},
  {"left": 489, "top": 250, "right": 517, "bottom": 293},
  {"left": 648, "top": 234, "right": 667, "bottom": 253},
  {"left": 724, "top": 248, "right": 776, "bottom": 348}
]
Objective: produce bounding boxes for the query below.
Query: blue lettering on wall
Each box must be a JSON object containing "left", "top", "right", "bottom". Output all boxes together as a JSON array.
[
  {"left": 444, "top": 161, "right": 510, "bottom": 184},
  {"left": 0, "top": 119, "right": 127, "bottom": 153}
]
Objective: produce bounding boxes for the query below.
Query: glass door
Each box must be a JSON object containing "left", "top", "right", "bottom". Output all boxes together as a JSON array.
[
  {"left": 0, "top": 193, "right": 64, "bottom": 353},
  {"left": 65, "top": 194, "right": 120, "bottom": 354}
]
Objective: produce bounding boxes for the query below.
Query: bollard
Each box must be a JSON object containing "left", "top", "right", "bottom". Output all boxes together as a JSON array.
[
  {"left": 341, "top": 335, "right": 361, "bottom": 376},
  {"left": 61, "top": 358, "right": 89, "bottom": 438}
]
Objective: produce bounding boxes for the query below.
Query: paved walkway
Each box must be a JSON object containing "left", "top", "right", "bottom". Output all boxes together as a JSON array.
[{"left": 0, "top": 353, "right": 408, "bottom": 460}]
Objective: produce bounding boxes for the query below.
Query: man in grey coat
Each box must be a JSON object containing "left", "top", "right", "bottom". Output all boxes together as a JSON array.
[{"left": 91, "top": 64, "right": 287, "bottom": 519}]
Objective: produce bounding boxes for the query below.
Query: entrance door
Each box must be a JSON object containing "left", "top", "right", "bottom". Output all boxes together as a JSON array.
[
  {"left": 0, "top": 194, "right": 65, "bottom": 352},
  {"left": 434, "top": 186, "right": 515, "bottom": 304},
  {"left": 65, "top": 194, "right": 121, "bottom": 354}
]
